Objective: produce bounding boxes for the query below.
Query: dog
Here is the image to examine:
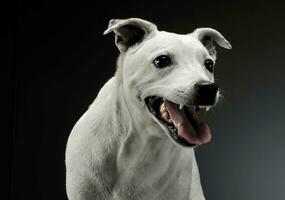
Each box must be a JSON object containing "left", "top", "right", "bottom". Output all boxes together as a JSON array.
[{"left": 65, "top": 18, "right": 231, "bottom": 200}]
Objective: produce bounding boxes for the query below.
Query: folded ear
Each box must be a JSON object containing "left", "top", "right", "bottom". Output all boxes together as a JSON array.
[
  {"left": 192, "top": 28, "right": 232, "bottom": 59},
  {"left": 103, "top": 18, "right": 157, "bottom": 52}
]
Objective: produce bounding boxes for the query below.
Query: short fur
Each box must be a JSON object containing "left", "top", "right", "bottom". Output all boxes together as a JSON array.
[{"left": 65, "top": 18, "right": 231, "bottom": 200}]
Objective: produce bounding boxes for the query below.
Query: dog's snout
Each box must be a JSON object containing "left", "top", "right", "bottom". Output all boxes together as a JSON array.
[{"left": 194, "top": 81, "right": 218, "bottom": 105}]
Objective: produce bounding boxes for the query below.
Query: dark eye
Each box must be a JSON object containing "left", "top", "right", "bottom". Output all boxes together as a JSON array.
[
  {"left": 153, "top": 55, "right": 171, "bottom": 68},
  {"left": 204, "top": 59, "right": 215, "bottom": 73}
]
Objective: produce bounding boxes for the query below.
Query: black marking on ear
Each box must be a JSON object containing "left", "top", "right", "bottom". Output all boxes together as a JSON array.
[
  {"left": 193, "top": 28, "right": 232, "bottom": 58},
  {"left": 202, "top": 36, "right": 211, "bottom": 42},
  {"left": 201, "top": 36, "right": 216, "bottom": 57},
  {"left": 201, "top": 36, "right": 212, "bottom": 48},
  {"left": 104, "top": 18, "right": 158, "bottom": 52},
  {"left": 120, "top": 25, "right": 146, "bottom": 47},
  {"left": 116, "top": 35, "right": 123, "bottom": 43}
]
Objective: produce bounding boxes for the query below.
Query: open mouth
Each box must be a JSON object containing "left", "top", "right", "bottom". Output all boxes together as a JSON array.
[{"left": 145, "top": 96, "right": 212, "bottom": 147}]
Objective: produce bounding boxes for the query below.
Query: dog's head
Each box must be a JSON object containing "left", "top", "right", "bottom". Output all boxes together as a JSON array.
[{"left": 104, "top": 18, "right": 231, "bottom": 147}]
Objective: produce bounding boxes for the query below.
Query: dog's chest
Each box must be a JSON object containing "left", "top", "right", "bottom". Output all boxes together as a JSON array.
[
  {"left": 112, "top": 149, "right": 194, "bottom": 200},
  {"left": 113, "top": 168, "right": 192, "bottom": 200}
]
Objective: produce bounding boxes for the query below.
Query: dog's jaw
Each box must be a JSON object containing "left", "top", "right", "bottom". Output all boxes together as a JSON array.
[{"left": 145, "top": 96, "right": 213, "bottom": 147}]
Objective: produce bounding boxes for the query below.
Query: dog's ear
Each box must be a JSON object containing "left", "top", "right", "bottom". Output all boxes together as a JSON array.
[
  {"left": 192, "top": 28, "right": 232, "bottom": 59},
  {"left": 103, "top": 18, "right": 157, "bottom": 52}
]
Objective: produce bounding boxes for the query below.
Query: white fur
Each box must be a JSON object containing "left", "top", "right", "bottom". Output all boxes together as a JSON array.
[{"left": 65, "top": 18, "right": 231, "bottom": 200}]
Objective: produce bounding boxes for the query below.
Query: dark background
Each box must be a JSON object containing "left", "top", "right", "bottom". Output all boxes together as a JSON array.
[{"left": 8, "top": 0, "right": 285, "bottom": 199}]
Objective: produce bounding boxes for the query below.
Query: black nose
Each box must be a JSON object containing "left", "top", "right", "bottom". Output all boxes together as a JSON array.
[{"left": 194, "top": 81, "right": 218, "bottom": 105}]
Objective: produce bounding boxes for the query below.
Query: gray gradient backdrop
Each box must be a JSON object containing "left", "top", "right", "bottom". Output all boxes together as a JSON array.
[{"left": 10, "top": 0, "right": 285, "bottom": 199}]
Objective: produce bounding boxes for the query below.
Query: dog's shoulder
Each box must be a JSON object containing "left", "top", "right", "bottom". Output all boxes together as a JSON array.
[{"left": 66, "top": 77, "right": 118, "bottom": 167}]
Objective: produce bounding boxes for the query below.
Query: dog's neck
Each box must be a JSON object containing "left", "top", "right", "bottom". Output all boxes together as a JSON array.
[
  {"left": 110, "top": 66, "right": 194, "bottom": 191},
  {"left": 78, "top": 58, "right": 197, "bottom": 199}
]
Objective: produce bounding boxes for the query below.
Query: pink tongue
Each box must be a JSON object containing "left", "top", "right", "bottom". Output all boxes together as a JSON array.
[{"left": 165, "top": 102, "right": 212, "bottom": 145}]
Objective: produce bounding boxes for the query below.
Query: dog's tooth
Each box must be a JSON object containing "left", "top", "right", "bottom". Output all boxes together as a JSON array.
[
  {"left": 162, "top": 112, "right": 170, "bottom": 121},
  {"left": 160, "top": 102, "right": 166, "bottom": 113},
  {"left": 179, "top": 104, "right": 184, "bottom": 110},
  {"left": 177, "top": 123, "right": 182, "bottom": 135},
  {"left": 206, "top": 106, "right": 211, "bottom": 111},
  {"left": 198, "top": 106, "right": 205, "bottom": 109},
  {"left": 163, "top": 98, "right": 166, "bottom": 102}
]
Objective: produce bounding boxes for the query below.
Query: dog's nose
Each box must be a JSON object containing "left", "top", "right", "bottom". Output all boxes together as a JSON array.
[
  {"left": 194, "top": 81, "right": 218, "bottom": 105},
  {"left": 195, "top": 81, "right": 218, "bottom": 95}
]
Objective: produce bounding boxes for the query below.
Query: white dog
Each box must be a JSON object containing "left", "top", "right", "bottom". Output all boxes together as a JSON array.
[{"left": 65, "top": 18, "right": 231, "bottom": 200}]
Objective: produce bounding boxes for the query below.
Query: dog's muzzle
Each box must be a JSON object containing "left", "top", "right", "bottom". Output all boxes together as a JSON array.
[{"left": 144, "top": 81, "right": 220, "bottom": 147}]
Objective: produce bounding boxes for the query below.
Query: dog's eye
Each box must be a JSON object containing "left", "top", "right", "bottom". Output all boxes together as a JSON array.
[
  {"left": 204, "top": 59, "right": 215, "bottom": 73},
  {"left": 153, "top": 55, "right": 171, "bottom": 68}
]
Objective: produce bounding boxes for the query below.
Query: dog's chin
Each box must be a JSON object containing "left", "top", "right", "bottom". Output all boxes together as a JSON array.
[{"left": 145, "top": 96, "right": 213, "bottom": 147}]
